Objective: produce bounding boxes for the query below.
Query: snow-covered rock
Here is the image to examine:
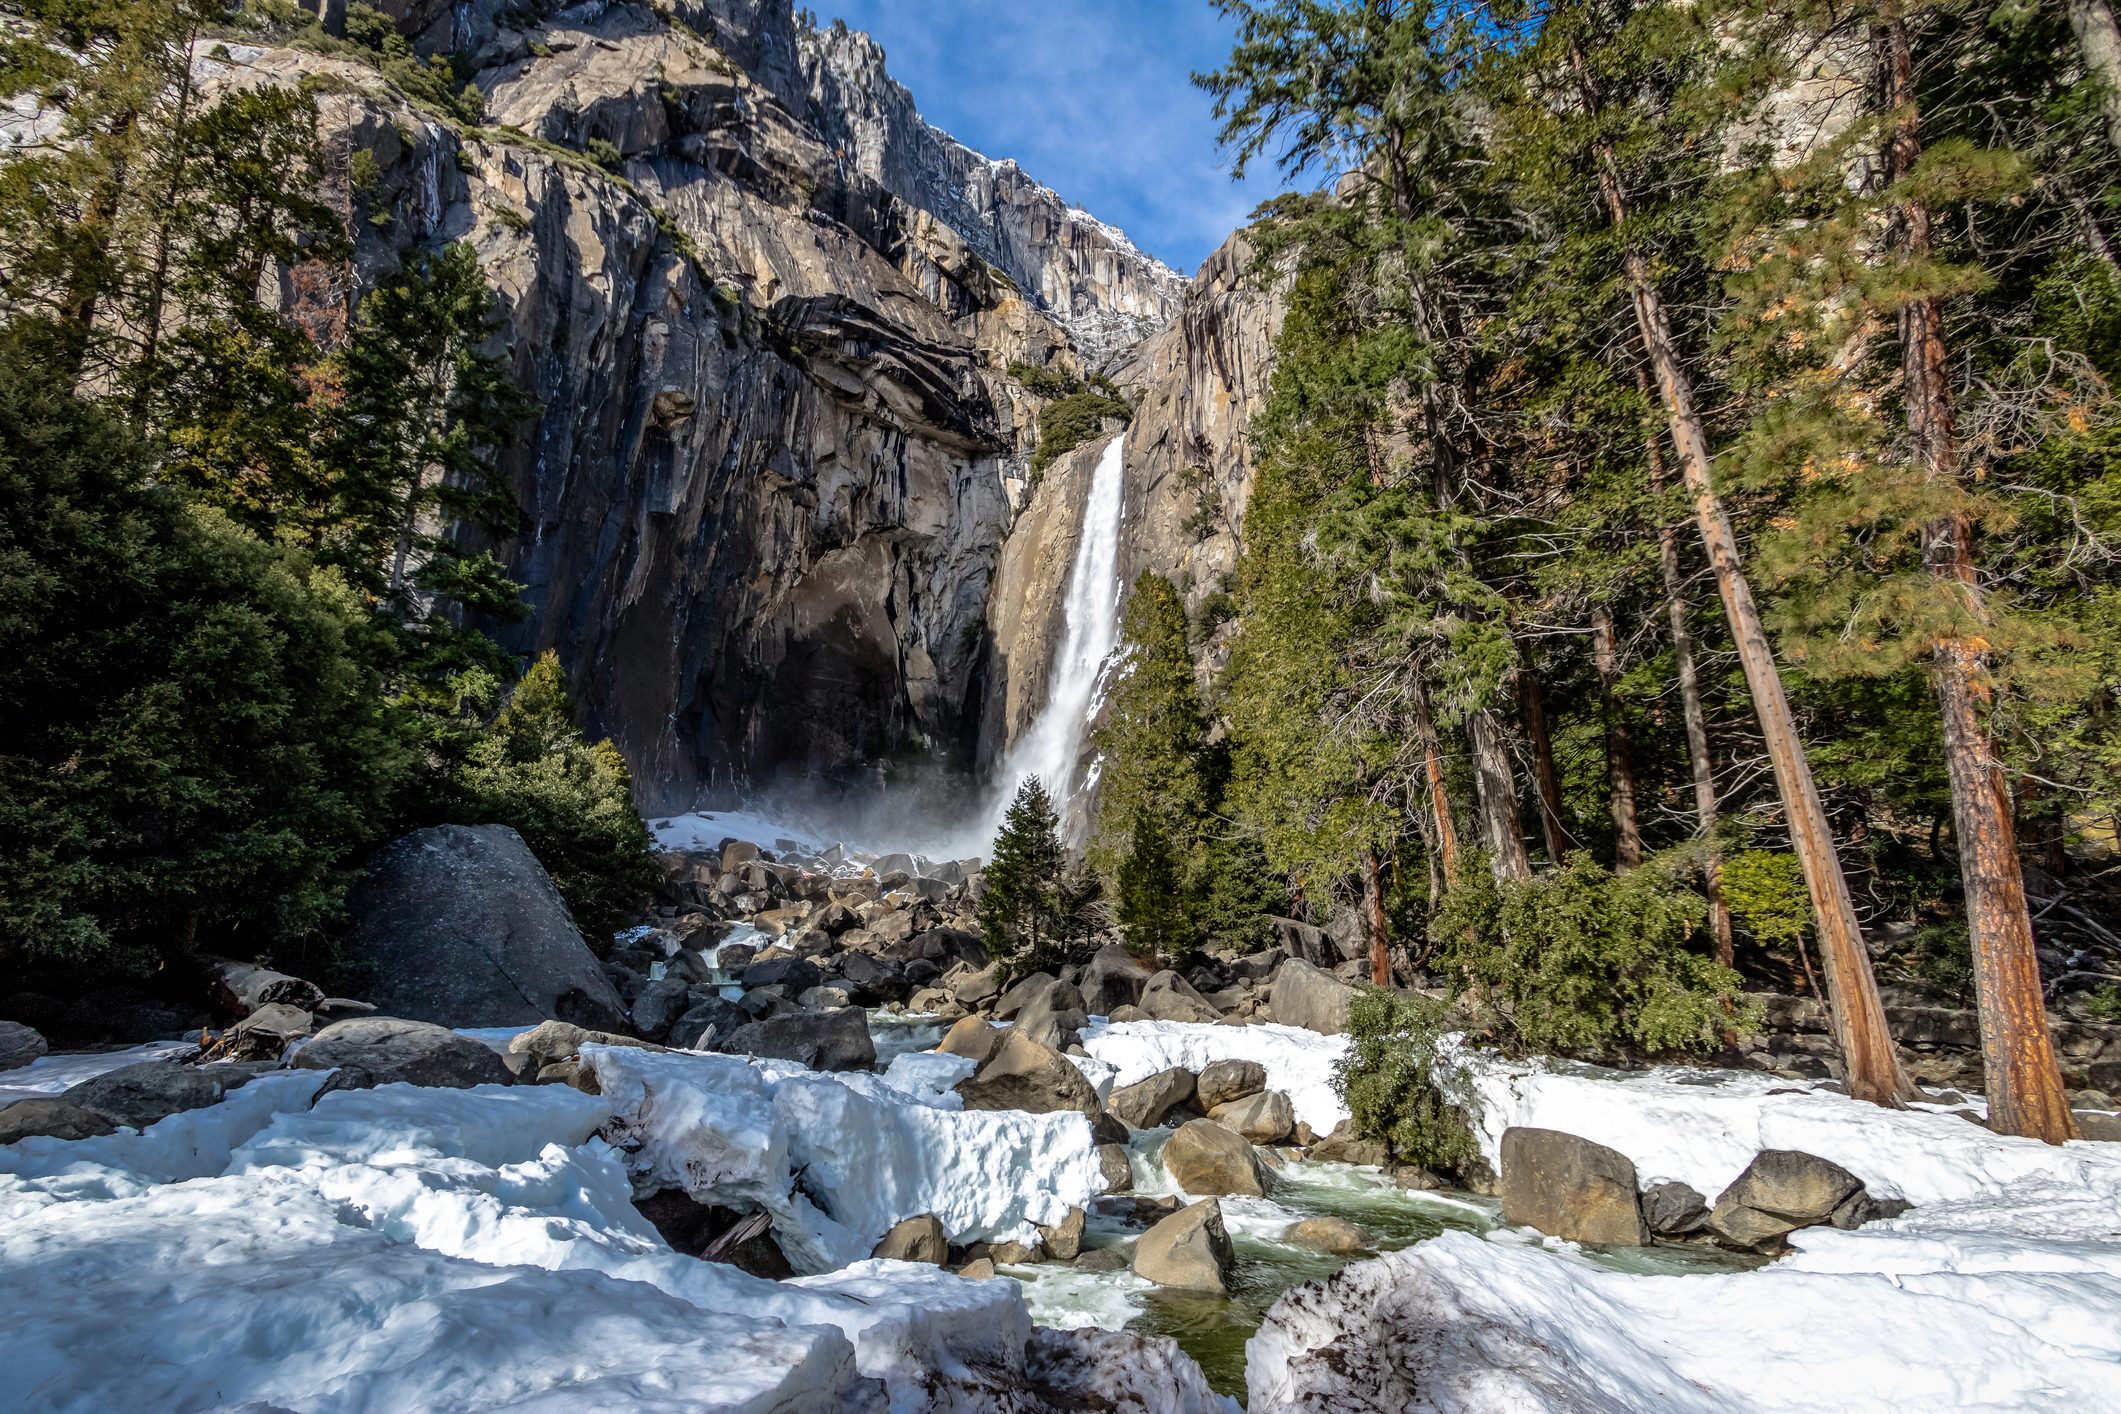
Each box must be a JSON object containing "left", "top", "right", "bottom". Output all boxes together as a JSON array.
[{"left": 1080, "top": 1018, "right": 1352, "bottom": 1135}]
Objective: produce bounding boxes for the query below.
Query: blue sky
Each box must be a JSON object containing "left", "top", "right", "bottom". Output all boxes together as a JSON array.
[{"left": 818, "top": 1, "right": 1296, "bottom": 275}]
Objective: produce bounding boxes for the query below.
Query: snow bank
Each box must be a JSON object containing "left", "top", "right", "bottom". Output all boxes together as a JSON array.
[
  {"left": 1251, "top": 1052, "right": 2121, "bottom": 1412},
  {"left": 586, "top": 1044, "right": 1105, "bottom": 1269},
  {"left": 1080, "top": 1018, "right": 1352, "bottom": 1133},
  {"left": 1459, "top": 1051, "right": 2121, "bottom": 1205}
]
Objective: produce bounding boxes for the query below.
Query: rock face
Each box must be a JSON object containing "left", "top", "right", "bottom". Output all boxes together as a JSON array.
[
  {"left": 1162, "top": 1117, "right": 1269, "bottom": 1198},
  {"left": 1498, "top": 1127, "right": 1647, "bottom": 1247},
  {"left": 1132, "top": 1198, "right": 1236, "bottom": 1295},
  {"left": 339, "top": 826, "right": 627, "bottom": 1031},
  {"left": 293, "top": 1018, "right": 517, "bottom": 1089},
  {"left": 1707, "top": 1149, "right": 1871, "bottom": 1252},
  {"left": 1268, "top": 958, "right": 1360, "bottom": 1035}
]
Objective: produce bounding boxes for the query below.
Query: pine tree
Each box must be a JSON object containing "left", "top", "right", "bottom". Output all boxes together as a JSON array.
[
  {"left": 980, "top": 777, "right": 1068, "bottom": 970},
  {"left": 1092, "top": 573, "right": 1212, "bottom": 870},
  {"left": 1117, "top": 809, "right": 1191, "bottom": 964}
]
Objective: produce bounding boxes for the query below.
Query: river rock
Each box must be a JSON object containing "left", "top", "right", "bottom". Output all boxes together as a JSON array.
[
  {"left": 1707, "top": 1149, "right": 1871, "bottom": 1252},
  {"left": 1641, "top": 1180, "right": 1711, "bottom": 1238},
  {"left": 1268, "top": 957, "right": 1360, "bottom": 1034},
  {"left": 1107, "top": 1066, "right": 1196, "bottom": 1129},
  {"left": 293, "top": 1018, "right": 514, "bottom": 1090},
  {"left": 1079, "top": 943, "right": 1152, "bottom": 1013},
  {"left": 1163, "top": 1117, "right": 1269, "bottom": 1197},
  {"left": 508, "top": 1019, "right": 657, "bottom": 1072},
  {"left": 1140, "top": 970, "right": 1220, "bottom": 1023},
  {"left": 62, "top": 1060, "right": 256, "bottom": 1129},
  {"left": 935, "top": 1015, "right": 1002, "bottom": 1064},
  {"left": 0, "top": 1020, "right": 49, "bottom": 1071},
  {"left": 739, "top": 956, "right": 824, "bottom": 995},
  {"left": 1210, "top": 1089, "right": 1295, "bottom": 1145},
  {"left": 0, "top": 1098, "right": 118, "bottom": 1143},
  {"left": 1012, "top": 975, "right": 1089, "bottom": 1050},
  {"left": 945, "top": 961, "right": 1001, "bottom": 1008},
  {"left": 871, "top": 1214, "right": 948, "bottom": 1264},
  {"left": 1287, "top": 1216, "right": 1374, "bottom": 1254},
  {"left": 1308, "top": 1118, "right": 1390, "bottom": 1166},
  {"left": 1196, "top": 1058, "right": 1267, "bottom": 1109},
  {"left": 1499, "top": 1126, "right": 1646, "bottom": 1247},
  {"left": 630, "top": 976, "right": 693, "bottom": 1041},
  {"left": 1131, "top": 1198, "right": 1235, "bottom": 1294},
  {"left": 955, "top": 1257, "right": 997, "bottom": 1280},
  {"left": 723, "top": 1007, "right": 876, "bottom": 1072},
  {"left": 338, "top": 825, "right": 627, "bottom": 1032},
  {"left": 992, "top": 970, "right": 1056, "bottom": 1021},
  {"left": 1037, "top": 1205, "right": 1088, "bottom": 1261},
  {"left": 956, "top": 1029, "right": 1100, "bottom": 1115},
  {"left": 668, "top": 996, "right": 746, "bottom": 1050},
  {"left": 1098, "top": 1142, "right": 1135, "bottom": 1194}
]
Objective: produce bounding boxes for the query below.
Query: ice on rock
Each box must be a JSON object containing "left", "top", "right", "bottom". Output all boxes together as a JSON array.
[
  {"left": 587, "top": 1044, "right": 1105, "bottom": 1270},
  {"left": 1080, "top": 1019, "right": 1352, "bottom": 1134}
]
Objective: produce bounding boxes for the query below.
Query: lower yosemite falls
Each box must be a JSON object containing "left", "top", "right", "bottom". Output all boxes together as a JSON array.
[{"left": 5, "top": 0, "right": 2121, "bottom": 1411}]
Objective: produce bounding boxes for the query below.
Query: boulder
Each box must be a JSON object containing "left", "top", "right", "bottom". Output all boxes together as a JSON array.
[
  {"left": 1078, "top": 943, "right": 1152, "bottom": 1014},
  {"left": 1098, "top": 1143, "right": 1135, "bottom": 1194},
  {"left": 1268, "top": 957, "right": 1360, "bottom": 1034},
  {"left": 668, "top": 996, "right": 746, "bottom": 1050},
  {"left": 1037, "top": 1205, "right": 1087, "bottom": 1261},
  {"left": 1012, "top": 975, "right": 1089, "bottom": 1051},
  {"left": 990, "top": 1239, "right": 1041, "bottom": 1264},
  {"left": 1196, "top": 1058, "right": 1267, "bottom": 1109},
  {"left": 1107, "top": 1067, "right": 1197, "bottom": 1129},
  {"left": 293, "top": 1018, "right": 514, "bottom": 1089},
  {"left": 956, "top": 1257, "right": 997, "bottom": 1281},
  {"left": 630, "top": 975, "right": 693, "bottom": 1041},
  {"left": 1307, "top": 1118, "right": 1390, "bottom": 1167},
  {"left": 954, "top": 1029, "right": 1100, "bottom": 1115},
  {"left": 1107, "top": 1004, "right": 1148, "bottom": 1024},
  {"left": 0, "top": 1020, "right": 48, "bottom": 1072},
  {"left": 63, "top": 1060, "right": 256, "bottom": 1129},
  {"left": 871, "top": 1214, "right": 948, "bottom": 1264},
  {"left": 507, "top": 1018, "right": 656, "bottom": 1071},
  {"left": 993, "top": 971, "right": 1057, "bottom": 1021},
  {"left": 723, "top": 1007, "right": 876, "bottom": 1072},
  {"left": 1209, "top": 1089, "right": 1295, "bottom": 1145},
  {"left": 220, "top": 1002, "right": 314, "bottom": 1062},
  {"left": 1499, "top": 1126, "right": 1647, "bottom": 1247},
  {"left": 1162, "top": 1117, "right": 1269, "bottom": 1197},
  {"left": 945, "top": 961, "right": 1001, "bottom": 1008},
  {"left": 1707, "top": 1149, "right": 1871, "bottom": 1252},
  {"left": 0, "top": 1098, "right": 117, "bottom": 1143},
  {"left": 1286, "top": 1216, "right": 1373, "bottom": 1254},
  {"left": 1641, "top": 1180, "right": 1711, "bottom": 1238},
  {"left": 1139, "top": 970, "right": 1220, "bottom": 1023},
  {"left": 935, "top": 1015, "right": 1002, "bottom": 1064},
  {"left": 338, "top": 825, "right": 627, "bottom": 1031},
  {"left": 739, "top": 956, "right": 824, "bottom": 995},
  {"left": 798, "top": 985, "right": 854, "bottom": 1010},
  {"left": 1131, "top": 1198, "right": 1235, "bottom": 1294}
]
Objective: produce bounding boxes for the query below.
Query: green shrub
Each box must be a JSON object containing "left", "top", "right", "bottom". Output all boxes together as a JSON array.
[
  {"left": 1899, "top": 919, "right": 1975, "bottom": 1004},
  {"left": 1030, "top": 390, "right": 1132, "bottom": 473},
  {"left": 1721, "top": 849, "right": 1811, "bottom": 950},
  {"left": 1337, "top": 986, "right": 1481, "bottom": 1174},
  {"left": 447, "top": 651, "right": 658, "bottom": 944},
  {"left": 1434, "top": 855, "right": 1756, "bottom": 1059},
  {"left": 584, "top": 137, "right": 624, "bottom": 172},
  {"left": 1006, "top": 360, "right": 1077, "bottom": 399}
]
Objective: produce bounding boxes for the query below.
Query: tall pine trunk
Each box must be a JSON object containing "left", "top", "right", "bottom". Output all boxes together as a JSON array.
[
  {"left": 1643, "top": 400, "right": 1734, "bottom": 962},
  {"left": 1518, "top": 664, "right": 1571, "bottom": 864},
  {"left": 1467, "top": 706, "right": 1532, "bottom": 882},
  {"left": 1581, "top": 96, "right": 1911, "bottom": 1103},
  {"left": 1362, "top": 846, "right": 1391, "bottom": 987},
  {"left": 2068, "top": 0, "right": 2121, "bottom": 153},
  {"left": 1590, "top": 606, "right": 1644, "bottom": 868},
  {"left": 1412, "top": 677, "right": 1463, "bottom": 882},
  {"left": 1877, "top": 19, "right": 2075, "bottom": 1141}
]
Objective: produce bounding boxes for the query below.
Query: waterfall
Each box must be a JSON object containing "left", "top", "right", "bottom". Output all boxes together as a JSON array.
[{"left": 979, "top": 431, "right": 1129, "bottom": 847}]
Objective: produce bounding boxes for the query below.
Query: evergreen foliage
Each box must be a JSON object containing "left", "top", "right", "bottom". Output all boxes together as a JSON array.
[
  {"left": 1116, "top": 809, "right": 1190, "bottom": 963},
  {"left": 1336, "top": 985, "right": 1480, "bottom": 1175},
  {"left": 1030, "top": 389, "right": 1132, "bottom": 474},
  {"left": 979, "top": 777, "right": 1068, "bottom": 971}
]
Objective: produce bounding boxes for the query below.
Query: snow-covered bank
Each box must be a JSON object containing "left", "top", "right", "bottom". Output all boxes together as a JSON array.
[
  {"left": 1251, "top": 1051, "right": 2121, "bottom": 1412},
  {"left": 1080, "top": 1018, "right": 1353, "bottom": 1135},
  {"left": 0, "top": 1045, "right": 1215, "bottom": 1412}
]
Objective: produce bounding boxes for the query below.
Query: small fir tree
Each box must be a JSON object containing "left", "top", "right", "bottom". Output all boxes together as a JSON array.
[
  {"left": 1116, "top": 808, "right": 1191, "bottom": 964},
  {"left": 980, "top": 777, "right": 1067, "bottom": 971}
]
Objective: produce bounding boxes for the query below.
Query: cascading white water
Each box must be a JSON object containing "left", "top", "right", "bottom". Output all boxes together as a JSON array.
[{"left": 976, "top": 431, "right": 1129, "bottom": 846}]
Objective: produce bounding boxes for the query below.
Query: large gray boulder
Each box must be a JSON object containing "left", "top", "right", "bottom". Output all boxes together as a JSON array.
[
  {"left": 871, "top": 1214, "right": 947, "bottom": 1264},
  {"left": 1107, "top": 1066, "right": 1196, "bottom": 1129},
  {"left": 955, "top": 1029, "right": 1100, "bottom": 1116},
  {"left": 63, "top": 1061, "right": 256, "bottom": 1129},
  {"left": 292, "top": 1017, "right": 515, "bottom": 1089},
  {"left": 340, "top": 825, "right": 627, "bottom": 1031},
  {"left": 1268, "top": 957, "right": 1360, "bottom": 1035},
  {"left": 1079, "top": 943, "right": 1152, "bottom": 1014},
  {"left": 1140, "top": 970, "right": 1219, "bottom": 1023},
  {"left": 1131, "top": 1198, "right": 1235, "bottom": 1294},
  {"left": 1499, "top": 1127, "right": 1646, "bottom": 1247},
  {"left": 1707, "top": 1150, "right": 1873, "bottom": 1252},
  {"left": 0, "top": 1020, "right": 49, "bottom": 1072},
  {"left": 1162, "top": 1117, "right": 1269, "bottom": 1197},
  {"left": 1196, "top": 1058, "right": 1266, "bottom": 1109},
  {"left": 935, "top": 1015, "right": 1002, "bottom": 1064},
  {"left": 723, "top": 1007, "right": 876, "bottom": 1072},
  {"left": 1011, "top": 975, "right": 1089, "bottom": 1051},
  {"left": 0, "top": 1098, "right": 117, "bottom": 1143}
]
